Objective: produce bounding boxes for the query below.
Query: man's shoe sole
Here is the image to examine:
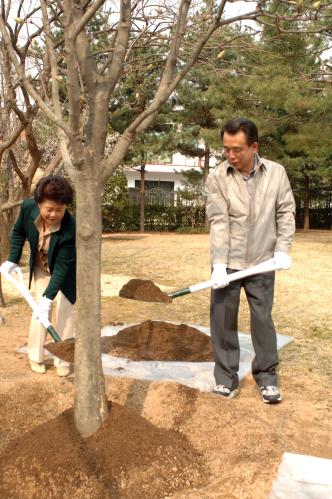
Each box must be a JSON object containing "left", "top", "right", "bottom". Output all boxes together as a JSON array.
[{"left": 261, "top": 396, "right": 282, "bottom": 404}]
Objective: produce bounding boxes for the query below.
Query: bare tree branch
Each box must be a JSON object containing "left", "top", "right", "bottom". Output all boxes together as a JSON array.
[
  {"left": 8, "top": 149, "right": 27, "bottom": 188},
  {"left": 72, "top": 0, "right": 106, "bottom": 39},
  {"left": 0, "top": 14, "right": 70, "bottom": 135},
  {"left": 0, "top": 123, "right": 25, "bottom": 157},
  {"left": 0, "top": 199, "right": 23, "bottom": 212},
  {"left": 45, "top": 149, "right": 62, "bottom": 175}
]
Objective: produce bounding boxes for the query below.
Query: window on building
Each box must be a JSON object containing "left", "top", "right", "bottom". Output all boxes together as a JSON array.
[{"left": 135, "top": 180, "right": 174, "bottom": 191}]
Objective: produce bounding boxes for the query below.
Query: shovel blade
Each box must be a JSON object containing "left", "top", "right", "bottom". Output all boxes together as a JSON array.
[{"left": 45, "top": 338, "right": 75, "bottom": 364}]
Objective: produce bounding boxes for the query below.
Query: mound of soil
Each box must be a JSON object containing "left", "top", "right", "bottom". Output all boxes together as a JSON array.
[
  {"left": 46, "top": 321, "right": 214, "bottom": 363},
  {"left": 102, "top": 320, "right": 214, "bottom": 362},
  {"left": 119, "top": 279, "right": 172, "bottom": 303},
  {"left": 0, "top": 402, "right": 207, "bottom": 499}
]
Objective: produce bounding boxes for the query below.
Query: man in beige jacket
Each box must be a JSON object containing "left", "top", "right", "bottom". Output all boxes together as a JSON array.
[{"left": 205, "top": 118, "right": 295, "bottom": 403}]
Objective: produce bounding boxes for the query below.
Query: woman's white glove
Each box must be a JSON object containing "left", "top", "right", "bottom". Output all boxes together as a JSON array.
[
  {"left": 34, "top": 296, "right": 53, "bottom": 322},
  {"left": 211, "top": 263, "right": 230, "bottom": 289},
  {"left": 274, "top": 251, "right": 292, "bottom": 270},
  {"left": 0, "top": 260, "right": 19, "bottom": 275}
]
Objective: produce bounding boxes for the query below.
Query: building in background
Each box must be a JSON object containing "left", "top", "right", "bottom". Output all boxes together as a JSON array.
[{"left": 124, "top": 151, "right": 218, "bottom": 205}]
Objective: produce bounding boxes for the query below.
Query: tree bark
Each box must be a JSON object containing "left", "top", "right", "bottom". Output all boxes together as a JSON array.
[
  {"left": 139, "top": 164, "right": 146, "bottom": 233},
  {"left": 204, "top": 142, "right": 210, "bottom": 231},
  {"left": 74, "top": 173, "right": 108, "bottom": 437},
  {"left": 303, "top": 173, "right": 310, "bottom": 230},
  {"left": 0, "top": 275, "right": 4, "bottom": 307},
  {"left": 0, "top": 212, "right": 9, "bottom": 261},
  {"left": 0, "top": 211, "right": 9, "bottom": 306}
]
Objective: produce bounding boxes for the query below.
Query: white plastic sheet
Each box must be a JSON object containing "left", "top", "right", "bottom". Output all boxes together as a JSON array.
[
  {"left": 100, "top": 322, "right": 293, "bottom": 391},
  {"left": 269, "top": 452, "right": 332, "bottom": 498},
  {"left": 16, "top": 322, "right": 293, "bottom": 392}
]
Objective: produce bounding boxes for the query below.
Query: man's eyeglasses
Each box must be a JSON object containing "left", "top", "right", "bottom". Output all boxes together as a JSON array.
[{"left": 223, "top": 147, "right": 244, "bottom": 155}]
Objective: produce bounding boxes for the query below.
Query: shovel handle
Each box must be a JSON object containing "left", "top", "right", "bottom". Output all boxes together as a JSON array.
[
  {"left": 46, "top": 325, "right": 61, "bottom": 342},
  {"left": 168, "top": 258, "right": 282, "bottom": 299},
  {"left": 1, "top": 268, "right": 61, "bottom": 342}
]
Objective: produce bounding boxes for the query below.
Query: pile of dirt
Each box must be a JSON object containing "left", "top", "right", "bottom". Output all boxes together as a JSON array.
[
  {"left": 119, "top": 279, "right": 172, "bottom": 303},
  {"left": 45, "top": 321, "right": 214, "bottom": 363},
  {"left": 102, "top": 320, "right": 214, "bottom": 361},
  {"left": 0, "top": 402, "right": 208, "bottom": 499}
]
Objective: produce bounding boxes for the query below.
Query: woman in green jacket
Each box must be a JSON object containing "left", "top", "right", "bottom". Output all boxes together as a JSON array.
[{"left": 0, "top": 175, "right": 76, "bottom": 376}]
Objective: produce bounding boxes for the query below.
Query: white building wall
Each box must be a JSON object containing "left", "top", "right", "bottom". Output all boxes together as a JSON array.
[
  {"left": 124, "top": 152, "right": 218, "bottom": 190},
  {"left": 126, "top": 170, "right": 192, "bottom": 190}
]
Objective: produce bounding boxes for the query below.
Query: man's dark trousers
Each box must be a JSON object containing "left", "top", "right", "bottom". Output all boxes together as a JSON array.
[{"left": 210, "top": 270, "right": 279, "bottom": 390}]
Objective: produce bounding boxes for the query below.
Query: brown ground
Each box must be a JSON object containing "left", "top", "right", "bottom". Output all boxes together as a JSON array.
[{"left": 0, "top": 230, "right": 331, "bottom": 498}]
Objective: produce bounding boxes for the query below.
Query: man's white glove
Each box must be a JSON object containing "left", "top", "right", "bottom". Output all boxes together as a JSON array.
[
  {"left": 211, "top": 263, "right": 230, "bottom": 289},
  {"left": 34, "top": 296, "right": 53, "bottom": 322},
  {"left": 0, "top": 260, "right": 19, "bottom": 275},
  {"left": 274, "top": 251, "right": 292, "bottom": 270}
]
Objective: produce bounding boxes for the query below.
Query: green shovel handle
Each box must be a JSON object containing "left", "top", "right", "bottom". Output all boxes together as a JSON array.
[
  {"left": 168, "top": 287, "right": 191, "bottom": 299},
  {"left": 47, "top": 325, "right": 61, "bottom": 342}
]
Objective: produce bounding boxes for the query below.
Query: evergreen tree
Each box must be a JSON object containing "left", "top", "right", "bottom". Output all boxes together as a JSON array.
[
  {"left": 109, "top": 40, "right": 176, "bottom": 232},
  {"left": 245, "top": 17, "right": 332, "bottom": 228}
]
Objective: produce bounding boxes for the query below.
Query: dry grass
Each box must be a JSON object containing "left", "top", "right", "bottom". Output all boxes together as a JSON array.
[
  {"left": 101, "top": 231, "right": 332, "bottom": 370},
  {"left": 0, "top": 229, "right": 331, "bottom": 499},
  {"left": 100, "top": 229, "right": 332, "bottom": 387}
]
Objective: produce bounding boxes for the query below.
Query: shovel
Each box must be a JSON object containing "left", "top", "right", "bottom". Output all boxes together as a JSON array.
[
  {"left": 0, "top": 267, "right": 61, "bottom": 342},
  {"left": 168, "top": 258, "right": 282, "bottom": 299}
]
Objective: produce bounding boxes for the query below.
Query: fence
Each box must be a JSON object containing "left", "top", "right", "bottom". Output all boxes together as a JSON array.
[
  {"left": 125, "top": 187, "right": 332, "bottom": 231},
  {"left": 128, "top": 187, "right": 204, "bottom": 207}
]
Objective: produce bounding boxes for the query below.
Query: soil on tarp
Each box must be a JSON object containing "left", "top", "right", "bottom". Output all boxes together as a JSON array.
[
  {"left": 0, "top": 401, "right": 208, "bottom": 499},
  {"left": 102, "top": 320, "right": 214, "bottom": 361},
  {"left": 119, "top": 278, "right": 172, "bottom": 303},
  {"left": 45, "top": 320, "right": 214, "bottom": 364}
]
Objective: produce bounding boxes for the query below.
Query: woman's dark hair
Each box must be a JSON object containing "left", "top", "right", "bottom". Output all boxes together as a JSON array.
[
  {"left": 221, "top": 118, "right": 259, "bottom": 145},
  {"left": 34, "top": 175, "right": 74, "bottom": 205}
]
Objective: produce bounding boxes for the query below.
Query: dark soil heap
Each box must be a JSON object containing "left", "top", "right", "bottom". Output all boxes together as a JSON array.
[
  {"left": 0, "top": 402, "right": 208, "bottom": 499},
  {"left": 45, "top": 320, "right": 214, "bottom": 364},
  {"left": 119, "top": 279, "right": 172, "bottom": 303},
  {"left": 101, "top": 320, "right": 214, "bottom": 362}
]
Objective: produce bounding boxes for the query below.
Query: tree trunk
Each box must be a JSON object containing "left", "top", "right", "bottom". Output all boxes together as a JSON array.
[
  {"left": 0, "top": 275, "right": 4, "bottom": 307},
  {"left": 0, "top": 211, "right": 10, "bottom": 306},
  {"left": 74, "top": 173, "right": 108, "bottom": 437},
  {"left": 139, "top": 164, "right": 146, "bottom": 233},
  {"left": 303, "top": 174, "right": 310, "bottom": 230},
  {"left": 0, "top": 211, "right": 10, "bottom": 262},
  {"left": 204, "top": 143, "right": 210, "bottom": 230}
]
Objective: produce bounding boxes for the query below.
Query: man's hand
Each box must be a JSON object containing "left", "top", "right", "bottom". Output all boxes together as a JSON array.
[
  {"left": 0, "top": 260, "right": 19, "bottom": 275},
  {"left": 34, "top": 296, "right": 53, "bottom": 322},
  {"left": 211, "top": 263, "right": 230, "bottom": 289},
  {"left": 274, "top": 251, "right": 292, "bottom": 270}
]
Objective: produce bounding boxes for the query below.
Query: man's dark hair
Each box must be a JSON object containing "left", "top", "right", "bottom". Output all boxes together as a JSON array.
[
  {"left": 34, "top": 175, "right": 74, "bottom": 205},
  {"left": 221, "top": 118, "right": 258, "bottom": 145}
]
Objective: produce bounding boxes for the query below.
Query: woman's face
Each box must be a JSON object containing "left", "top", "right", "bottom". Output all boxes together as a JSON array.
[{"left": 38, "top": 199, "right": 66, "bottom": 226}]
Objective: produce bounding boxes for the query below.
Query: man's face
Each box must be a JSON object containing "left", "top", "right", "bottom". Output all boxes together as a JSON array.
[
  {"left": 223, "top": 130, "right": 258, "bottom": 173},
  {"left": 38, "top": 199, "right": 66, "bottom": 226}
]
